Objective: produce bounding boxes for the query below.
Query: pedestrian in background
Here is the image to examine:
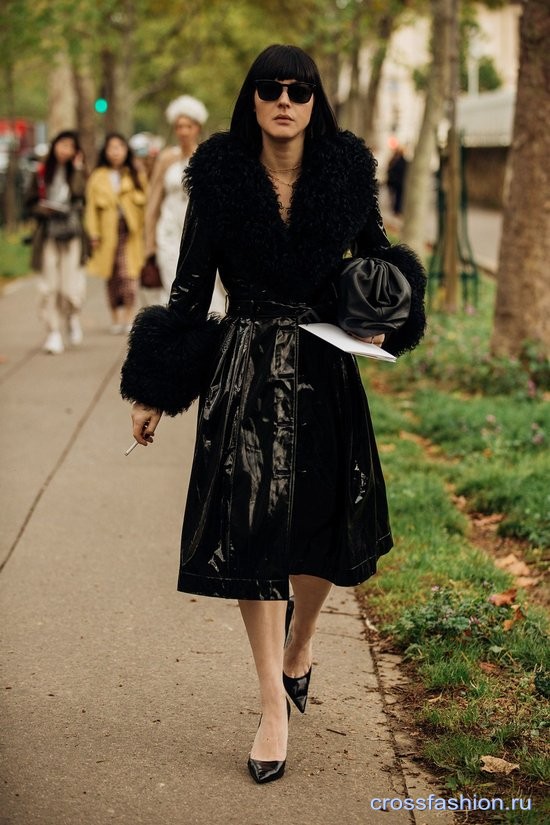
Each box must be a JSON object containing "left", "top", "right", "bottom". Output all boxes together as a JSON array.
[
  {"left": 85, "top": 134, "right": 147, "bottom": 334},
  {"left": 121, "top": 45, "right": 425, "bottom": 784},
  {"left": 129, "top": 132, "right": 159, "bottom": 180},
  {"left": 26, "top": 130, "right": 88, "bottom": 355},
  {"left": 144, "top": 95, "right": 208, "bottom": 303},
  {"left": 386, "top": 145, "right": 408, "bottom": 216}
]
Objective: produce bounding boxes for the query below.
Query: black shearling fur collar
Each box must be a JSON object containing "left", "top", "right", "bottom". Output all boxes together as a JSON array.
[
  {"left": 122, "top": 132, "right": 426, "bottom": 415},
  {"left": 184, "top": 130, "right": 381, "bottom": 299}
]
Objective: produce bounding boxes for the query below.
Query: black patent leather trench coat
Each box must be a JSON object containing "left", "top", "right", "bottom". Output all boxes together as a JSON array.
[{"left": 121, "top": 131, "right": 426, "bottom": 600}]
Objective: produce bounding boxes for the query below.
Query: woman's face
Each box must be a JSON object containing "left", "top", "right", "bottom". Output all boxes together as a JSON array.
[
  {"left": 254, "top": 78, "right": 314, "bottom": 143},
  {"left": 105, "top": 137, "right": 128, "bottom": 169},
  {"left": 174, "top": 116, "right": 201, "bottom": 147},
  {"left": 53, "top": 137, "right": 77, "bottom": 165}
]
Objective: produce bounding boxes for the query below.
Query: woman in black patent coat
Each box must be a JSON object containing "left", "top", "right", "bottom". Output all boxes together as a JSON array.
[{"left": 121, "top": 44, "right": 425, "bottom": 783}]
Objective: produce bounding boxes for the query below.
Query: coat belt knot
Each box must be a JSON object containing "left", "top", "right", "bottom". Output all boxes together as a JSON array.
[{"left": 227, "top": 297, "right": 336, "bottom": 324}]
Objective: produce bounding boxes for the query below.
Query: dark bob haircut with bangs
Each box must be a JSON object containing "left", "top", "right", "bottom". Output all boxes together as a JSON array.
[{"left": 230, "top": 44, "right": 339, "bottom": 153}]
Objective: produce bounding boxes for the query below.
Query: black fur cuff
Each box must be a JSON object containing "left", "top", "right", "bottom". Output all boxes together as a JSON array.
[
  {"left": 372, "top": 244, "right": 427, "bottom": 356},
  {"left": 120, "top": 305, "right": 225, "bottom": 416}
]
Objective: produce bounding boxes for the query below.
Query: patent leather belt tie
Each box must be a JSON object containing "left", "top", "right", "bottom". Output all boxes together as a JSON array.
[{"left": 227, "top": 298, "right": 336, "bottom": 324}]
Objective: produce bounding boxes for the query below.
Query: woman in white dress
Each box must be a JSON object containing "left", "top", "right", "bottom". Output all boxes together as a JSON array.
[{"left": 144, "top": 95, "right": 226, "bottom": 312}]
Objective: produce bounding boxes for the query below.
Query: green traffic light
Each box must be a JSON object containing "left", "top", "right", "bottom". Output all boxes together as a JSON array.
[{"left": 95, "top": 98, "right": 108, "bottom": 114}]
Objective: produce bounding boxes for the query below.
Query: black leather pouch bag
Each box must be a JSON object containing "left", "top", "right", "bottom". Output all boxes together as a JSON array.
[{"left": 337, "top": 257, "right": 412, "bottom": 337}]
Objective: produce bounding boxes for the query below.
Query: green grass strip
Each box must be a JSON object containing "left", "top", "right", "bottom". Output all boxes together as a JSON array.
[
  {"left": 360, "top": 389, "right": 549, "bottom": 809},
  {"left": 0, "top": 227, "right": 32, "bottom": 279}
]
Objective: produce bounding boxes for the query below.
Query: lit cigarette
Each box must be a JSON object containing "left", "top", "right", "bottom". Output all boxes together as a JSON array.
[{"left": 124, "top": 440, "right": 139, "bottom": 456}]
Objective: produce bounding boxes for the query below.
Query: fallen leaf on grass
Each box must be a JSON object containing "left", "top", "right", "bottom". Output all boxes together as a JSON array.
[
  {"left": 480, "top": 755, "right": 519, "bottom": 775},
  {"left": 398, "top": 430, "right": 423, "bottom": 444},
  {"left": 489, "top": 588, "right": 517, "bottom": 606},
  {"left": 503, "top": 605, "right": 526, "bottom": 631},
  {"left": 472, "top": 513, "right": 503, "bottom": 528},
  {"left": 479, "top": 661, "right": 500, "bottom": 674},
  {"left": 494, "top": 553, "right": 531, "bottom": 577},
  {"left": 515, "top": 576, "right": 539, "bottom": 588},
  {"left": 378, "top": 443, "right": 396, "bottom": 454}
]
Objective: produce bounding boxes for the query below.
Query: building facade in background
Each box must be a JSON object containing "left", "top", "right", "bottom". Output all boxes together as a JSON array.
[{"left": 372, "top": 2, "right": 520, "bottom": 207}]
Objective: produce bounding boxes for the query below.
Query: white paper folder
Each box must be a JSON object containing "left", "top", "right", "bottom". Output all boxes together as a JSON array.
[{"left": 298, "top": 323, "right": 396, "bottom": 363}]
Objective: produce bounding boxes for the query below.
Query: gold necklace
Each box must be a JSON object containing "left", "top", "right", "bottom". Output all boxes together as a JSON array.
[
  {"left": 268, "top": 172, "right": 297, "bottom": 189},
  {"left": 263, "top": 160, "right": 301, "bottom": 190},
  {"left": 264, "top": 163, "right": 301, "bottom": 173}
]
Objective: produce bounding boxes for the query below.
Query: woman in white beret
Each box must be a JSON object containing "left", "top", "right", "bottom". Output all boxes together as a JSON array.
[{"left": 144, "top": 95, "right": 209, "bottom": 300}]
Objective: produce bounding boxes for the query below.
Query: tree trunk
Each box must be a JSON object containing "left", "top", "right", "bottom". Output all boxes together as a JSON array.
[
  {"left": 73, "top": 64, "right": 97, "bottom": 170},
  {"left": 48, "top": 53, "right": 77, "bottom": 137},
  {"left": 361, "top": 16, "right": 394, "bottom": 148},
  {"left": 443, "top": 0, "right": 461, "bottom": 313},
  {"left": 101, "top": 49, "right": 119, "bottom": 135},
  {"left": 346, "top": 41, "right": 362, "bottom": 135},
  {"left": 401, "top": 0, "right": 451, "bottom": 255},
  {"left": 318, "top": 50, "right": 341, "bottom": 116},
  {"left": 339, "top": 8, "right": 362, "bottom": 134},
  {"left": 101, "top": 2, "right": 135, "bottom": 136},
  {"left": 3, "top": 149, "right": 18, "bottom": 230},
  {"left": 114, "top": 49, "right": 133, "bottom": 136},
  {"left": 100, "top": 49, "right": 134, "bottom": 136},
  {"left": 2, "top": 62, "right": 18, "bottom": 230},
  {"left": 491, "top": 0, "right": 550, "bottom": 357}
]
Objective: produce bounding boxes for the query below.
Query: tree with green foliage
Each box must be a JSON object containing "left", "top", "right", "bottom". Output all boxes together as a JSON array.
[
  {"left": 0, "top": 0, "right": 48, "bottom": 226},
  {"left": 401, "top": 0, "right": 451, "bottom": 256},
  {"left": 2, "top": 0, "right": 420, "bottom": 147},
  {"left": 294, "top": 0, "right": 417, "bottom": 142},
  {"left": 402, "top": 0, "right": 506, "bottom": 261}
]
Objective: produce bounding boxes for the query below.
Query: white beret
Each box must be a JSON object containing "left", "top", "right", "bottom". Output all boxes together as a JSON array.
[{"left": 165, "top": 95, "right": 209, "bottom": 126}]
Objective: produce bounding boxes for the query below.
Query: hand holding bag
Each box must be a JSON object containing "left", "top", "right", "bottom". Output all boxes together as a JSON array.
[
  {"left": 140, "top": 255, "right": 163, "bottom": 289},
  {"left": 337, "top": 257, "right": 412, "bottom": 337}
]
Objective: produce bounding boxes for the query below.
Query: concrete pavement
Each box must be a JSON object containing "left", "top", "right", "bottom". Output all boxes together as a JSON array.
[
  {"left": 0, "top": 276, "right": 452, "bottom": 825},
  {"left": 380, "top": 189, "right": 502, "bottom": 274}
]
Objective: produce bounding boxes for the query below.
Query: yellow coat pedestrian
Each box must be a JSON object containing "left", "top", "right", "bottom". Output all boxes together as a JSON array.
[{"left": 85, "top": 167, "right": 147, "bottom": 279}]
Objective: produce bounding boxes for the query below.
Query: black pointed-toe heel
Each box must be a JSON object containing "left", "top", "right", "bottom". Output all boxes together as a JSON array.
[
  {"left": 247, "top": 699, "right": 290, "bottom": 785},
  {"left": 247, "top": 755, "right": 286, "bottom": 784},
  {"left": 282, "top": 665, "right": 312, "bottom": 714},
  {"left": 283, "top": 596, "right": 312, "bottom": 713}
]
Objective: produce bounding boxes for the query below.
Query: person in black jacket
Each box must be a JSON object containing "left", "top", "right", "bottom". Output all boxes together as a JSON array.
[
  {"left": 386, "top": 145, "right": 408, "bottom": 215},
  {"left": 121, "top": 44, "right": 425, "bottom": 784}
]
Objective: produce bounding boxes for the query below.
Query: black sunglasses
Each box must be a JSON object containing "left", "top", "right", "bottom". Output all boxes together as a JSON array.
[{"left": 255, "top": 79, "right": 315, "bottom": 104}]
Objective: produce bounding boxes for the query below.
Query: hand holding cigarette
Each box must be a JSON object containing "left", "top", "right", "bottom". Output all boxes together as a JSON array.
[{"left": 129, "top": 402, "right": 163, "bottom": 450}]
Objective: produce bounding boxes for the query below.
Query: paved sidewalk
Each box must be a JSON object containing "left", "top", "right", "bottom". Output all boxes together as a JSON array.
[
  {"left": 380, "top": 189, "right": 503, "bottom": 274},
  {"left": 0, "top": 277, "right": 452, "bottom": 825}
]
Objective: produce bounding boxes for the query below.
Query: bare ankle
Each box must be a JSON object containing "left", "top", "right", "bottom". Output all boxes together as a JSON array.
[
  {"left": 260, "top": 693, "right": 288, "bottom": 714},
  {"left": 287, "top": 627, "right": 314, "bottom": 649}
]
